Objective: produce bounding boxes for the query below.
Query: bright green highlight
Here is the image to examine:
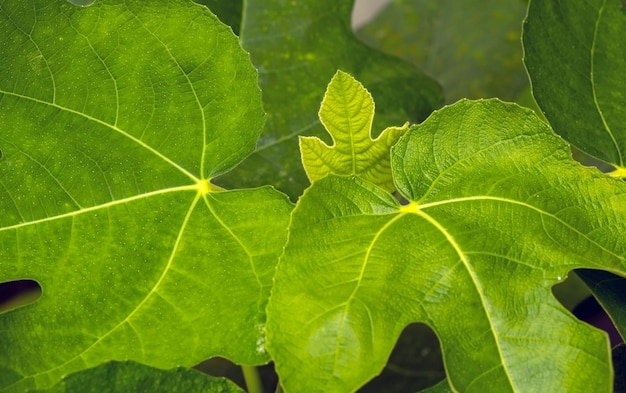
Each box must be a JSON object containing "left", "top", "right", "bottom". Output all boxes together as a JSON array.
[
  {"left": 299, "top": 70, "right": 409, "bottom": 191},
  {"left": 609, "top": 166, "right": 626, "bottom": 178},
  {"left": 267, "top": 97, "right": 626, "bottom": 393}
]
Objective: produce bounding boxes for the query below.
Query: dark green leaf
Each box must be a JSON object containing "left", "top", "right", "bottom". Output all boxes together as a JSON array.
[
  {"left": 613, "top": 344, "right": 626, "bottom": 393},
  {"left": 360, "top": 323, "right": 445, "bottom": 393},
  {"left": 356, "top": 0, "right": 529, "bottom": 103},
  {"left": 523, "top": 0, "right": 626, "bottom": 169},
  {"left": 577, "top": 269, "right": 626, "bottom": 340},
  {"left": 417, "top": 379, "right": 453, "bottom": 393},
  {"left": 195, "top": 0, "right": 243, "bottom": 36}
]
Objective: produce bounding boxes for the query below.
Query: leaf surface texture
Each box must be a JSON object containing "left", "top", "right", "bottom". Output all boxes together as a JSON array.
[
  {"left": 267, "top": 99, "right": 626, "bottom": 393},
  {"left": 0, "top": 1, "right": 291, "bottom": 391},
  {"left": 300, "top": 70, "right": 408, "bottom": 191}
]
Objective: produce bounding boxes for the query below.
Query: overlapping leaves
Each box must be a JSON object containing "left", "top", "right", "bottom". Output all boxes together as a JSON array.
[
  {"left": 267, "top": 98, "right": 626, "bottom": 392},
  {"left": 524, "top": 0, "right": 626, "bottom": 357},
  {"left": 214, "top": 0, "right": 443, "bottom": 198},
  {"left": 0, "top": 1, "right": 291, "bottom": 391}
]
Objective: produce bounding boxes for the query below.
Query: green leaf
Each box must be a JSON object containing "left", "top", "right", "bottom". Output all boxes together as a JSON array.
[
  {"left": 523, "top": 0, "right": 626, "bottom": 169},
  {"left": 613, "top": 343, "right": 626, "bottom": 392},
  {"left": 417, "top": 379, "right": 453, "bottom": 393},
  {"left": 31, "top": 361, "right": 244, "bottom": 393},
  {"left": 216, "top": 0, "right": 443, "bottom": 198},
  {"left": 355, "top": 0, "right": 529, "bottom": 103},
  {"left": 266, "top": 99, "right": 626, "bottom": 392},
  {"left": 577, "top": 269, "right": 626, "bottom": 341},
  {"left": 195, "top": 0, "right": 243, "bottom": 36},
  {"left": 299, "top": 70, "right": 408, "bottom": 191},
  {"left": 360, "top": 323, "right": 445, "bottom": 393},
  {"left": 0, "top": 1, "right": 291, "bottom": 391}
]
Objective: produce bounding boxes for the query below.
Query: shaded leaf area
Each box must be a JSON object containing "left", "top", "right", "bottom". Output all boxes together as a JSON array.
[
  {"left": 550, "top": 272, "right": 591, "bottom": 311},
  {"left": 360, "top": 323, "right": 445, "bottom": 393},
  {"left": 417, "top": 379, "right": 453, "bottom": 393},
  {"left": 523, "top": 0, "right": 626, "bottom": 169},
  {"left": 30, "top": 361, "right": 244, "bottom": 393},
  {"left": 577, "top": 269, "right": 626, "bottom": 341},
  {"left": 195, "top": 0, "right": 242, "bottom": 36},
  {"left": 614, "top": 344, "right": 626, "bottom": 393},
  {"left": 0, "top": 1, "right": 291, "bottom": 391},
  {"left": 266, "top": 100, "right": 626, "bottom": 393},
  {"left": 215, "top": 0, "right": 443, "bottom": 199},
  {"left": 300, "top": 71, "right": 408, "bottom": 192},
  {"left": 355, "top": 0, "right": 529, "bottom": 103}
]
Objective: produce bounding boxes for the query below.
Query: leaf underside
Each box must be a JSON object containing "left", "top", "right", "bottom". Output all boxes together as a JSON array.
[{"left": 267, "top": 99, "right": 626, "bottom": 393}]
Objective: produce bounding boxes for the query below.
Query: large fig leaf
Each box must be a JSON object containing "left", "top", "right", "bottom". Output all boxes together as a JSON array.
[
  {"left": 266, "top": 99, "right": 626, "bottom": 392},
  {"left": 32, "top": 361, "right": 244, "bottom": 393},
  {"left": 0, "top": 1, "right": 291, "bottom": 391},
  {"left": 215, "top": 0, "right": 443, "bottom": 198},
  {"left": 196, "top": 0, "right": 242, "bottom": 36},
  {"left": 523, "top": 0, "right": 626, "bottom": 170}
]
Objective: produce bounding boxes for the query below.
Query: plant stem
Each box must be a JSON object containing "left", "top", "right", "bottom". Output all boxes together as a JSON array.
[{"left": 241, "top": 365, "right": 263, "bottom": 393}]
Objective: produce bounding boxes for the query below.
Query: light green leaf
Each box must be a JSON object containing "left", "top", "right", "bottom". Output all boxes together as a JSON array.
[
  {"left": 523, "top": 0, "right": 626, "bottom": 170},
  {"left": 31, "top": 361, "right": 244, "bottom": 393},
  {"left": 0, "top": 1, "right": 291, "bottom": 391},
  {"left": 299, "top": 70, "right": 408, "bottom": 191},
  {"left": 215, "top": 0, "right": 443, "bottom": 198},
  {"left": 355, "top": 0, "right": 529, "bottom": 103},
  {"left": 266, "top": 99, "right": 626, "bottom": 392}
]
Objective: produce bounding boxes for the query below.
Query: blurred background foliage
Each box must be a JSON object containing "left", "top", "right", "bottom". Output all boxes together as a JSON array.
[{"left": 354, "top": 0, "right": 530, "bottom": 103}]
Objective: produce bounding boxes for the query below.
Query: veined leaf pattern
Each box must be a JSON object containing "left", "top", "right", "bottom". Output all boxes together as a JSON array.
[
  {"left": 267, "top": 99, "right": 626, "bottom": 393},
  {"left": 0, "top": 1, "right": 291, "bottom": 391}
]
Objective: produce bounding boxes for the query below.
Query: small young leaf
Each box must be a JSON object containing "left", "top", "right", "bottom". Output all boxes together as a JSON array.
[
  {"left": 523, "top": 0, "right": 626, "bottom": 169},
  {"left": 266, "top": 99, "right": 626, "bottom": 393},
  {"left": 299, "top": 71, "right": 408, "bottom": 191},
  {"left": 215, "top": 0, "right": 443, "bottom": 198},
  {"left": 30, "top": 361, "right": 244, "bottom": 393}
]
